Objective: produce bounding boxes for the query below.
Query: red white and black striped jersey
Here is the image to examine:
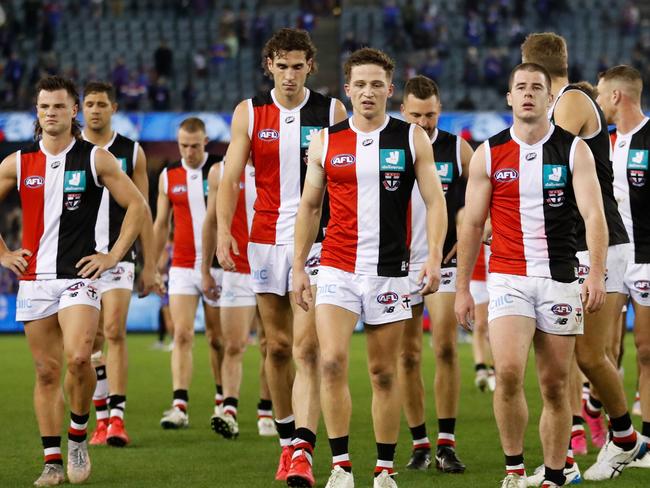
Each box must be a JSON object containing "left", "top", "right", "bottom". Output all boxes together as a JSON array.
[
  {"left": 17, "top": 139, "right": 104, "bottom": 280},
  {"left": 321, "top": 116, "right": 416, "bottom": 277},
  {"left": 410, "top": 128, "right": 464, "bottom": 266},
  {"left": 550, "top": 84, "right": 629, "bottom": 250},
  {"left": 88, "top": 132, "right": 139, "bottom": 262},
  {"left": 223, "top": 162, "right": 256, "bottom": 274},
  {"left": 471, "top": 244, "right": 489, "bottom": 282},
  {"left": 247, "top": 88, "right": 336, "bottom": 245},
  {"left": 612, "top": 117, "right": 650, "bottom": 263},
  {"left": 487, "top": 125, "right": 580, "bottom": 283},
  {"left": 161, "top": 153, "right": 220, "bottom": 269}
]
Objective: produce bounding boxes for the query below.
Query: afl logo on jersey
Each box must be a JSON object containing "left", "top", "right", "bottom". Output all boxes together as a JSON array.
[
  {"left": 258, "top": 129, "right": 279, "bottom": 141},
  {"left": 551, "top": 303, "right": 573, "bottom": 316},
  {"left": 24, "top": 176, "right": 44, "bottom": 188},
  {"left": 171, "top": 184, "right": 187, "bottom": 194},
  {"left": 331, "top": 154, "right": 356, "bottom": 167},
  {"left": 635, "top": 280, "right": 650, "bottom": 291},
  {"left": 376, "top": 292, "right": 399, "bottom": 305},
  {"left": 494, "top": 168, "right": 519, "bottom": 182}
]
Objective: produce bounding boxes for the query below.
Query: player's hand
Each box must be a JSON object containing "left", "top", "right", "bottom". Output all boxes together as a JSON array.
[
  {"left": 454, "top": 288, "right": 475, "bottom": 331},
  {"left": 0, "top": 248, "right": 31, "bottom": 276},
  {"left": 292, "top": 267, "right": 313, "bottom": 312},
  {"left": 76, "top": 252, "right": 118, "bottom": 280},
  {"left": 138, "top": 265, "right": 158, "bottom": 298},
  {"left": 417, "top": 257, "right": 441, "bottom": 296},
  {"left": 202, "top": 272, "right": 220, "bottom": 302},
  {"left": 581, "top": 271, "right": 606, "bottom": 313},
  {"left": 217, "top": 231, "right": 239, "bottom": 272},
  {"left": 443, "top": 243, "right": 457, "bottom": 265}
]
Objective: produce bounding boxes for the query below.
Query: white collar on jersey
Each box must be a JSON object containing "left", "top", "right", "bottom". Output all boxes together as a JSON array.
[
  {"left": 270, "top": 88, "right": 311, "bottom": 112},
  {"left": 509, "top": 123, "right": 555, "bottom": 148},
  {"left": 181, "top": 152, "right": 208, "bottom": 171},
  {"left": 39, "top": 137, "right": 76, "bottom": 158},
  {"left": 616, "top": 116, "right": 650, "bottom": 138},
  {"left": 349, "top": 114, "right": 390, "bottom": 135},
  {"left": 81, "top": 130, "right": 117, "bottom": 150},
  {"left": 547, "top": 84, "right": 568, "bottom": 120},
  {"left": 429, "top": 128, "right": 439, "bottom": 144}
]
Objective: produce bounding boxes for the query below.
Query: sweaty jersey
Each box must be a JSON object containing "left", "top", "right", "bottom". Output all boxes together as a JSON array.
[
  {"left": 487, "top": 125, "right": 579, "bottom": 283},
  {"left": 224, "top": 162, "right": 256, "bottom": 274},
  {"left": 89, "top": 132, "right": 139, "bottom": 262},
  {"left": 611, "top": 117, "right": 650, "bottom": 263},
  {"left": 551, "top": 84, "right": 628, "bottom": 250},
  {"left": 17, "top": 139, "right": 104, "bottom": 280},
  {"left": 410, "top": 128, "right": 464, "bottom": 266},
  {"left": 321, "top": 116, "right": 416, "bottom": 277},
  {"left": 247, "top": 88, "right": 337, "bottom": 245},
  {"left": 161, "top": 153, "right": 220, "bottom": 269}
]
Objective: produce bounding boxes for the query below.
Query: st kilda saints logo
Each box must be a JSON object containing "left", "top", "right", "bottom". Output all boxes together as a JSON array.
[{"left": 382, "top": 172, "right": 401, "bottom": 191}]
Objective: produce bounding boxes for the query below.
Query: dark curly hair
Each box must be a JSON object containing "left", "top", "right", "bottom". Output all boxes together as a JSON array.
[{"left": 261, "top": 28, "right": 318, "bottom": 78}]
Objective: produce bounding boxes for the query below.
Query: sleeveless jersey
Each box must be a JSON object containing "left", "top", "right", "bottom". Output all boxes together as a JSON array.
[
  {"left": 611, "top": 117, "right": 650, "bottom": 263},
  {"left": 321, "top": 116, "right": 416, "bottom": 277},
  {"left": 551, "top": 84, "right": 628, "bottom": 250},
  {"left": 17, "top": 139, "right": 104, "bottom": 280},
  {"left": 162, "top": 153, "right": 220, "bottom": 269},
  {"left": 248, "top": 88, "right": 336, "bottom": 245},
  {"left": 223, "top": 162, "right": 256, "bottom": 274},
  {"left": 90, "top": 132, "right": 139, "bottom": 262},
  {"left": 487, "top": 125, "right": 579, "bottom": 283},
  {"left": 410, "top": 129, "right": 464, "bottom": 266}
]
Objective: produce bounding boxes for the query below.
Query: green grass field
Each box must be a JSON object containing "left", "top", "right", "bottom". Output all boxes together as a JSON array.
[{"left": 0, "top": 332, "right": 647, "bottom": 487}]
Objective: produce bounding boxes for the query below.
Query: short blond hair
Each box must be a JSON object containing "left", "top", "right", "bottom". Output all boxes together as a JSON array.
[
  {"left": 521, "top": 33, "right": 568, "bottom": 78},
  {"left": 179, "top": 117, "right": 206, "bottom": 133}
]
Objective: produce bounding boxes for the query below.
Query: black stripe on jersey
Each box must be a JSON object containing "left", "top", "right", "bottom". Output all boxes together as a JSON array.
[
  {"left": 433, "top": 130, "right": 463, "bottom": 265},
  {"left": 203, "top": 154, "right": 222, "bottom": 268},
  {"left": 553, "top": 84, "right": 628, "bottom": 249},
  {"left": 541, "top": 127, "right": 579, "bottom": 283},
  {"left": 107, "top": 133, "right": 137, "bottom": 262},
  {"left": 58, "top": 140, "right": 104, "bottom": 278},
  {"left": 378, "top": 118, "right": 416, "bottom": 277},
  {"left": 629, "top": 123, "right": 650, "bottom": 262}
]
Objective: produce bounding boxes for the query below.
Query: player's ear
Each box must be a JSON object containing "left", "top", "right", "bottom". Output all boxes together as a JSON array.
[
  {"left": 387, "top": 83, "right": 394, "bottom": 98},
  {"left": 506, "top": 92, "right": 512, "bottom": 107}
]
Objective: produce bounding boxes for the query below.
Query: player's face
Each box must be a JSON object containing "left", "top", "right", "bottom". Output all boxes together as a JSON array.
[
  {"left": 177, "top": 128, "right": 208, "bottom": 167},
  {"left": 36, "top": 89, "right": 78, "bottom": 137},
  {"left": 507, "top": 70, "right": 552, "bottom": 122},
  {"left": 596, "top": 79, "right": 616, "bottom": 124},
  {"left": 401, "top": 94, "right": 441, "bottom": 138},
  {"left": 345, "top": 64, "right": 394, "bottom": 120},
  {"left": 83, "top": 92, "right": 116, "bottom": 132},
  {"left": 267, "top": 50, "right": 312, "bottom": 97}
]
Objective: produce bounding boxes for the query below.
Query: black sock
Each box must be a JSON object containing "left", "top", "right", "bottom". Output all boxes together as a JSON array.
[
  {"left": 42, "top": 436, "right": 62, "bottom": 466},
  {"left": 172, "top": 389, "right": 189, "bottom": 411},
  {"left": 329, "top": 436, "right": 351, "bottom": 472},
  {"left": 505, "top": 453, "right": 525, "bottom": 474},
  {"left": 544, "top": 466, "right": 566, "bottom": 486},
  {"left": 68, "top": 412, "right": 89, "bottom": 443},
  {"left": 293, "top": 427, "right": 317, "bottom": 452},
  {"left": 409, "top": 423, "right": 429, "bottom": 448},
  {"left": 610, "top": 412, "right": 636, "bottom": 450},
  {"left": 572, "top": 415, "right": 584, "bottom": 426},
  {"left": 223, "top": 397, "right": 239, "bottom": 418},
  {"left": 374, "top": 442, "right": 396, "bottom": 476},
  {"left": 643, "top": 421, "right": 650, "bottom": 438},
  {"left": 108, "top": 394, "right": 126, "bottom": 418},
  {"left": 216, "top": 384, "right": 223, "bottom": 396},
  {"left": 258, "top": 399, "right": 272, "bottom": 411},
  {"left": 275, "top": 417, "right": 295, "bottom": 441}
]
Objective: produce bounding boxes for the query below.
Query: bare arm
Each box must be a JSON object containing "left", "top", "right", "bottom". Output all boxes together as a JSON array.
[
  {"left": 217, "top": 100, "right": 250, "bottom": 271},
  {"left": 152, "top": 171, "right": 172, "bottom": 266},
  {"left": 202, "top": 163, "right": 220, "bottom": 277},
  {"left": 0, "top": 153, "right": 31, "bottom": 275},
  {"left": 572, "top": 139, "right": 608, "bottom": 312},
  {"left": 332, "top": 99, "right": 348, "bottom": 124},
  {"left": 413, "top": 125, "right": 447, "bottom": 295},
  {"left": 553, "top": 91, "right": 598, "bottom": 137}
]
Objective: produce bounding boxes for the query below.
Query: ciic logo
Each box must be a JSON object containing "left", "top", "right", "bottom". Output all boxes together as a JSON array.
[
  {"left": 331, "top": 154, "right": 356, "bottom": 167},
  {"left": 258, "top": 129, "right": 279, "bottom": 141},
  {"left": 551, "top": 303, "right": 573, "bottom": 316},
  {"left": 376, "top": 292, "right": 399, "bottom": 305},
  {"left": 494, "top": 168, "right": 519, "bottom": 182},
  {"left": 24, "top": 176, "right": 44, "bottom": 188}
]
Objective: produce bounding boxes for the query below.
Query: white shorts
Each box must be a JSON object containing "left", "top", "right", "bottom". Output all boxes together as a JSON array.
[
  {"left": 315, "top": 266, "right": 412, "bottom": 325},
  {"left": 96, "top": 261, "right": 135, "bottom": 294},
  {"left": 487, "top": 273, "right": 583, "bottom": 335},
  {"left": 16, "top": 279, "right": 101, "bottom": 322},
  {"left": 470, "top": 280, "right": 489, "bottom": 305},
  {"left": 408, "top": 266, "right": 456, "bottom": 306},
  {"left": 624, "top": 263, "right": 650, "bottom": 307},
  {"left": 220, "top": 271, "right": 257, "bottom": 308},
  {"left": 168, "top": 266, "right": 222, "bottom": 307},
  {"left": 577, "top": 243, "right": 630, "bottom": 294},
  {"left": 248, "top": 242, "right": 321, "bottom": 295}
]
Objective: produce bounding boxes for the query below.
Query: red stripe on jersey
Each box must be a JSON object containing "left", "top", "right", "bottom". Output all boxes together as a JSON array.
[
  {"left": 488, "top": 140, "right": 527, "bottom": 276},
  {"left": 610, "top": 131, "right": 617, "bottom": 148},
  {"left": 167, "top": 167, "right": 196, "bottom": 268},
  {"left": 250, "top": 104, "right": 281, "bottom": 244},
  {"left": 20, "top": 151, "right": 47, "bottom": 280},
  {"left": 320, "top": 129, "right": 358, "bottom": 273},
  {"left": 471, "top": 244, "right": 487, "bottom": 281},
  {"left": 231, "top": 168, "right": 251, "bottom": 273}
]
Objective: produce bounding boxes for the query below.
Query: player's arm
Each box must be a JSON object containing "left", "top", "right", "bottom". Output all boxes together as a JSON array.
[
  {"left": 413, "top": 125, "right": 447, "bottom": 295},
  {"left": 0, "top": 152, "right": 31, "bottom": 275},
  {"left": 77, "top": 148, "right": 147, "bottom": 279},
  {"left": 332, "top": 99, "right": 348, "bottom": 124},
  {"left": 217, "top": 100, "right": 250, "bottom": 271},
  {"left": 201, "top": 163, "right": 221, "bottom": 301},
  {"left": 152, "top": 170, "right": 172, "bottom": 267},
  {"left": 444, "top": 138, "right": 474, "bottom": 264},
  {"left": 572, "top": 139, "right": 608, "bottom": 313},
  {"left": 292, "top": 130, "right": 327, "bottom": 311},
  {"left": 131, "top": 144, "right": 158, "bottom": 295},
  {"left": 454, "top": 143, "right": 492, "bottom": 329},
  {"left": 553, "top": 91, "right": 594, "bottom": 137}
]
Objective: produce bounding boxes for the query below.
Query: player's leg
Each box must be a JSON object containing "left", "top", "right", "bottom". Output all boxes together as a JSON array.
[
  {"left": 426, "top": 290, "right": 466, "bottom": 473},
  {"left": 471, "top": 280, "right": 494, "bottom": 392},
  {"left": 89, "top": 314, "right": 109, "bottom": 445},
  {"left": 256, "top": 315, "right": 276, "bottom": 436},
  {"left": 204, "top": 302, "right": 224, "bottom": 415},
  {"left": 630, "top": 299, "right": 650, "bottom": 468},
  {"left": 569, "top": 360, "right": 588, "bottom": 456}
]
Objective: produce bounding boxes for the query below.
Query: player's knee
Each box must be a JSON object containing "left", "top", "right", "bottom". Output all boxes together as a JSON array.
[
  {"left": 575, "top": 351, "right": 601, "bottom": 375},
  {"left": 104, "top": 322, "right": 126, "bottom": 343},
  {"left": 174, "top": 328, "right": 194, "bottom": 348},
  {"left": 208, "top": 334, "right": 223, "bottom": 353},
  {"left": 369, "top": 365, "right": 395, "bottom": 392},
  {"left": 267, "top": 339, "right": 292, "bottom": 365},
  {"left": 34, "top": 359, "right": 61, "bottom": 387},
  {"left": 435, "top": 341, "right": 456, "bottom": 365},
  {"left": 399, "top": 350, "right": 420, "bottom": 373},
  {"left": 540, "top": 376, "right": 568, "bottom": 406},
  {"left": 496, "top": 366, "right": 523, "bottom": 394},
  {"left": 321, "top": 355, "right": 346, "bottom": 381},
  {"left": 225, "top": 339, "right": 246, "bottom": 358},
  {"left": 636, "top": 342, "right": 650, "bottom": 368},
  {"left": 66, "top": 352, "right": 91, "bottom": 373},
  {"left": 293, "top": 342, "right": 319, "bottom": 370}
]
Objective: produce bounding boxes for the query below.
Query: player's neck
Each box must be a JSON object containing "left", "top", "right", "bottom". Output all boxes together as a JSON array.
[
  {"left": 183, "top": 153, "right": 206, "bottom": 169},
  {"left": 41, "top": 132, "right": 75, "bottom": 155},
  {"left": 512, "top": 118, "right": 551, "bottom": 146},
  {"left": 550, "top": 77, "right": 569, "bottom": 98},
  {"left": 273, "top": 87, "right": 307, "bottom": 110},
  {"left": 83, "top": 128, "right": 114, "bottom": 148},
  {"left": 615, "top": 106, "right": 646, "bottom": 134},
  {"left": 351, "top": 112, "right": 387, "bottom": 133}
]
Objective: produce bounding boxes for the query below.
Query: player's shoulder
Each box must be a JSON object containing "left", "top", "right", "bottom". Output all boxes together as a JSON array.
[
  {"left": 328, "top": 118, "right": 351, "bottom": 134},
  {"left": 250, "top": 90, "right": 273, "bottom": 108},
  {"left": 306, "top": 89, "right": 334, "bottom": 108},
  {"left": 166, "top": 160, "right": 182, "bottom": 171},
  {"left": 487, "top": 127, "right": 512, "bottom": 147}
]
